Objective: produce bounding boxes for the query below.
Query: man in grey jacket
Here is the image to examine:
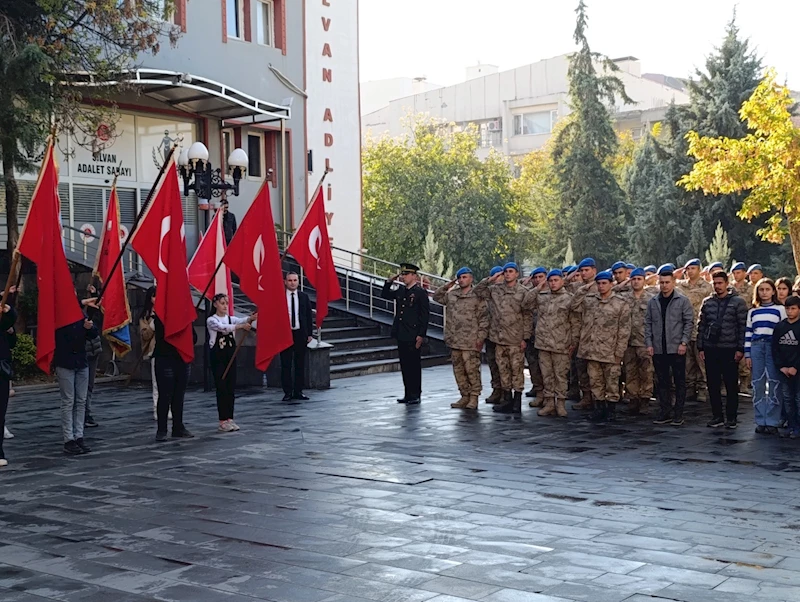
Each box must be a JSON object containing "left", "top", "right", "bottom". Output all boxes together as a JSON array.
[{"left": 645, "top": 265, "right": 695, "bottom": 426}]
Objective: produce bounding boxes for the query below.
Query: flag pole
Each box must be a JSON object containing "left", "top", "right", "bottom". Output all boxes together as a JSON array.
[
  {"left": 221, "top": 327, "right": 251, "bottom": 380},
  {"left": 95, "top": 142, "right": 180, "bottom": 307},
  {"left": 0, "top": 252, "right": 21, "bottom": 308},
  {"left": 192, "top": 210, "right": 227, "bottom": 311}
]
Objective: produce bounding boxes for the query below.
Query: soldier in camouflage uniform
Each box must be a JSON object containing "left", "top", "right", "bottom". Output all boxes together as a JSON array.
[
  {"left": 747, "top": 264, "right": 764, "bottom": 287},
  {"left": 483, "top": 266, "right": 504, "bottom": 404},
  {"left": 567, "top": 258, "right": 598, "bottom": 410},
  {"left": 475, "top": 262, "right": 536, "bottom": 414},
  {"left": 434, "top": 267, "right": 490, "bottom": 410},
  {"left": 676, "top": 258, "right": 713, "bottom": 401},
  {"left": 731, "top": 262, "right": 753, "bottom": 393},
  {"left": 620, "top": 268, "right": 656, "bottom": 415},
  {"left": 530, "top": 269, "right": 578, "bottom": 418},
  {"left": 572, "top": 270, "right": 632, "bottom": 422},
  {"left": 525, "top": 267, "right": 547, "bottom": 405},
  {"left": 611, "top": 261, "right": 628, "bottom": 286}
]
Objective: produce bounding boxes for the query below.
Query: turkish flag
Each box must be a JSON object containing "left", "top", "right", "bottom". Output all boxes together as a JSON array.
[
  {"left": 286, "top": 187, "right": 342, "bottom": 328},
  {"left": 16, "top": 142, "right": 83, "bottom": 372},
  {"left": 224, "top": 182, "right": 292, "bottom": 370},
  {"left": 188, "top": 208, "right": 233, "bottom": 314},
  {"left": 129, "top": 158, "right": 196, "bottom": 363},
  {"left": 94, "top": 184, "right": 132, "bottom": 356}
]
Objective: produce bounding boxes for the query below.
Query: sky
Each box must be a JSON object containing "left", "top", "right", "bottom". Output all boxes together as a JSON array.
[{"left": 358, "top": 0, "right": 799, "bottom": 88}]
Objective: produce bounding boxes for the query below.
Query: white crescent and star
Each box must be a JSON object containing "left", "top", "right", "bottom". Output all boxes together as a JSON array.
[
  {"left": 158, "top": 217, "right": 185, "bottom": 274},
  {"left": 308, "top": 226, "right": 322, "bottom": 269}
]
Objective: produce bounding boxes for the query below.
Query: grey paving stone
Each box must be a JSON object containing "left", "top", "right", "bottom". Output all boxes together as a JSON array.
[
  {"left": 480, "top": 590, "right": 572, "bottom": 602},
  {"left": 628, "top": 564, "right": 729, "bottom": 588},
  {"left": 419, "top": 575, "right": 501, "bottom": 598}
]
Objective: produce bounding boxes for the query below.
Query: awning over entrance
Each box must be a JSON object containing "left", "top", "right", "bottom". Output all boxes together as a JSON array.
[{"left": 65, "top": 69, "right": 291, "bottom": 122}]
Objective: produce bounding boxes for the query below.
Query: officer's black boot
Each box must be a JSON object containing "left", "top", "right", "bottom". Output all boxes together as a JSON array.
[
  {"left": 493, "top": 390, "right": 514, "bottom": 413},
  {"left": 607, "top": 402, "right": 617, "bottom": 422},
  {"left": 589, "top": 400, "right": 608, "bottom": 422},
  {"left": 512, "top": 391, "right": 523, "bottom": 414}
]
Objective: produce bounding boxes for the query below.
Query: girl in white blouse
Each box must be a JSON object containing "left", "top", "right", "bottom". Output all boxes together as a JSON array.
[{"left": 206, "top": 294, "right": 255, "bottom": 432}]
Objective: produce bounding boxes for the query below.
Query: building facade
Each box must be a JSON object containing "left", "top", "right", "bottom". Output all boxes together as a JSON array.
[
  {"left": 1, "top": 0, "right": 362, "bottom": 259},
  {"left": 362, "top": 54, "right": 689, "bottom": 160}
]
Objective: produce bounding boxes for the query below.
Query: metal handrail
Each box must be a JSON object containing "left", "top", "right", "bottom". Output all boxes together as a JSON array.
[{"left": 62, "top": 224, "right": 139, "bottom": 276}]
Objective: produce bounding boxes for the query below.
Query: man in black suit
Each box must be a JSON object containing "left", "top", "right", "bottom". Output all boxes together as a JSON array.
[
  {"left": 281, "top": 272, "right": 313, "bottom": 401},
  {"left": 381, "top": 263, "right": 430, "bottom": 404}
]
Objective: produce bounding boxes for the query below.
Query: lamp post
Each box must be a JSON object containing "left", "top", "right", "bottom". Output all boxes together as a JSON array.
[{"left": 177, "top": 141, "right": 248, "bottom": 205}]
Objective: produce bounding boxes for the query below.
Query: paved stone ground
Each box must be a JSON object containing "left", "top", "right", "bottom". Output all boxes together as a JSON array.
[{"left": 1, "top": 365, "right": 800, "bottom": 602}]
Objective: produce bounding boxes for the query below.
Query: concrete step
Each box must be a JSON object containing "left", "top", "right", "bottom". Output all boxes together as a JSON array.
[
  {"left": 322, "top": 326, "right": 382, "bottom": 340},
  {"left": 330, "top": 354, "right": 450, "bottom": 380},
  {"left": 330, "top": 345, "right": 398, "bottom": 366},
  {"left": 328, "top": 335, "right": 396, "bottom": 350},
  {"left": 318, "top": 316, "right": 359, "bottom": 329}
]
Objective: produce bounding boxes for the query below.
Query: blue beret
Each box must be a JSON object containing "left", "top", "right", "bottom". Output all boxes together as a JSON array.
[
  {"left": 489, "top": 266, "right": 503, "bottom": 276},
  {"left": 731, "top": 262, "right": 746, "bottom": 271},
  {"left": 503, "top": 262, "right": 519, "bottom": 272},
  {"left": 563, "top": 265, "right": 574, "bottom": 272},
  {"left": 747, "top": 263, "right": 763, "bottom": 274},
  {"left": 578, "top": 258, "right": 596, "bottom": 269},
  {"left": 611, "top": 261, "right": 626, "bottom": 271},
  {"left": 565, "top": 266, "right": 578, "bottom": 275},
  {"left": 456, "top": 267, "right": 472, "bottom": 278},
  {"left": 625, "top": 263, "right": 636, "bottom": 270},
  {"left": 595, "top": 270, "right": 613, "bottom": 282},
  {"left": 530, "top": 267, "right": 547, "bottom": 277},
  {"left": 630, "top": 267, "right": 646, "bottom": 278},
  {"left": 666, "top": 263, "right": 676, "bottom": 270},
  {"left": 657, "top": 264, "right": 674, "bottom": 276},
  {"left": 547, "top": 269, "right": 563, "bottom": 280},
  {"left": 684, "top": 258, "right": 701, "bottom": 269},
  {"left": 644, "top": 265, "right": 657, "bottom": 274},
  {"left": 709, "top": 261, "right": 723, "bottom": 270}
]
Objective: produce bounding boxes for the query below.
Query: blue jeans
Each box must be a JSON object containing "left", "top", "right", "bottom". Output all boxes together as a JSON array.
[
  {"left": 56, "top": 366, "right": 89, "bottom": 442},
  {"left": 750, "top": 339, "right": 782, "bottom": 427},
  {"left": 780, "top": 374, "right": 800, "bottom": 432}
]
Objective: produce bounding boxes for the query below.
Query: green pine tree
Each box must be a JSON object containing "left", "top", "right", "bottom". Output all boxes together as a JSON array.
[
  {"left": 552, "top": 1, "right": 632, "bottom": 266},
  {"left": 564, "top": 239, "right": 575, "bottom": 267},
  {"left": 678, "top": 213, "right": 708, "bottom": 266},
  {"left": 418, "top": 225, "right": 453, "bottom": 278},
  {"left": 704, "top": 222, "right": 732, "bottom": 267}
]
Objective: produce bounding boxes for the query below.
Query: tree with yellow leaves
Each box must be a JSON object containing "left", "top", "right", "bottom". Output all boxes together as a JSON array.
[{"left": 679, "top": 70, "right": 800, "bottom": 272}]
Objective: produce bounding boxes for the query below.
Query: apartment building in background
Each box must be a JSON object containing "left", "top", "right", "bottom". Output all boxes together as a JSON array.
[
  {"left": 0, "top": 0, "right": 362, "bottom": 256},
  {"left": 362, "top": 55, "right": 689, "bottom": 161}
]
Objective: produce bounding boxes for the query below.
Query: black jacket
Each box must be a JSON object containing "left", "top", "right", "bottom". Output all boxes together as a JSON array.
[
  {"left": 772, "top": 319, "right": 800, "bottom": 373},
  {"left": 0, "top": 306, "right": 17, "bottom": 363},
  {"left": 381, "top": 282, "right": 430, "bottom": 343},
  {"left": 222, "top": 211, "right": 237, "bottom": 245},
  {"left": 697, "top": 288, "right": 748, "bottom": 352},
  {"left": 287, "top": 289, "right": 313, "bottom": 340},
  {"left": 54, "top": 318, "right": 99, "bottom": 371},
  {"left": 153, "top": 315, "right": 198, "bottom": 362}
]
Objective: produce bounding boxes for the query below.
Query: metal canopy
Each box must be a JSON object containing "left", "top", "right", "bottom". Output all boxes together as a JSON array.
[{"left": 65, "top": 69, "right": 292, "bottom": 122}]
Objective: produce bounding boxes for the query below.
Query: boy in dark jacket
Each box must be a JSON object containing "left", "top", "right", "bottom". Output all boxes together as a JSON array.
[
  {"left": 55, "top": 314, "right": 99, "bottom": 455},
  {"left": 772, "top": 295, "right": 800, "bottom": 438}
]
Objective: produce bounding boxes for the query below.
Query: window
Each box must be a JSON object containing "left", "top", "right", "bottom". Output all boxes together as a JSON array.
[
  {"left": 247, "top": 133, "right": 264, "bottom": 179},
  {"left": 256, "top": 0, "right": 274, "bottom": 46},
  {"left": 513, "top": 110, "right": 557, "bottom": 136},
  {"left": 222, "top": 129, "right": 234, "bottom": 169},
  {"left": 226, "top": 0, "right": 243, "bottom": 39}
]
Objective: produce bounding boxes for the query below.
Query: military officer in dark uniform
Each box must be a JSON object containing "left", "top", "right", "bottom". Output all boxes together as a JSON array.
[{"left": 382, "top": 263, "right": 430, "bottom": 404}]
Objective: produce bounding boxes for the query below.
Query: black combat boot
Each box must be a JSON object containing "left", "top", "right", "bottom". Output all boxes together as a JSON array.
[
  {"left": 493, "top": 391, "right": 514, "bottom": 413},
  {"left": 512, "top": 391, "right": 523, "bottom": 414},
  {"left": 607, "top": 402, "right": 617, "bottom": 422},
  {"left": 589, "top": 400, "right": 608, "bottom": 422}
]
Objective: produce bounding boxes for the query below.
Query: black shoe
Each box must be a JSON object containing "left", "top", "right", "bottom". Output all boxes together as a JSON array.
[
  {"left": 671, "top": 416, "right": 685, "bottom": 426},
  {"left": 282, "top": 394, "right": 293, "bottom": 402},
  {"left": 293, "top": 393, "right": 310, "bottom": 401},
  {"left": 512, "top": 391, "right": 523, "bottom": 414},
  {"left": 155, "top": 431, "right": 168, "bottom": 442},
  {"left": 725, "top": 420, "right": 738, "bottom": 430},
  {"left": 84, "top": 415, "right": 99, "bottom": 428},
  {"left": 766, "top": 426, "right": 779, "bottom": 436},
  {"left": 493, "top": 391, "right": 514, "bottom": 413},
  {"left": 397, "top": 397, "right": 409, "bottom": 404},
  {"left": 525, "top": 389, "right": 536, "bottom": 398},
  {"left": 607, "top": 403, "right": 617, "bottom": 422},
  {"left": 76, "top": 438, "right": 92, "bottom": 453},
  {"left": 405, "top": 397, "right": 421, "bottom": 405},
  {"left": 755, "top": 425, "right": 767, "bottom": 434},
  {"left": 589, "top": 401, "right": 608, "bottom": 422},
  {"left": 653, "top": 414, "right": 672, "bottom": 425},
  {"left": 172, "top": 428, "right": 195, "bottom": 438},
  {"left": 707, "top": 417, "right": 725, "bottom": 428},
  {"left": 63, "top": 440, "right": 83, "bottom": 455}
]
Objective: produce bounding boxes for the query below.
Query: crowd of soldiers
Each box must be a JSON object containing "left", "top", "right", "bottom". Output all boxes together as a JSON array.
[{"left": 432, "top": 257, "right": 770, "bottom": 424}]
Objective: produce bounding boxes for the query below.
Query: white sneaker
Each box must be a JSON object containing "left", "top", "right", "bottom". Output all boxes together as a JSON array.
[
  {"left": 3, "top": 427, "right": 13, "bottom": 440},
  {"left": 218, "top": 421, "right": 236, "bottom": 433},
  {"left": 0, "top": 459, "right": 7, "bottom": 467},
  {"left": 228, "top": 420, "right": 240, "bottom": 431}
]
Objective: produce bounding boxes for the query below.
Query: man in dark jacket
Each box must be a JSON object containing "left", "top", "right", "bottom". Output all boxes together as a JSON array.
[
  {"left": 382, "top": 263, "right": 430, "bottom": 404},
  {"left": 645, "top": 265, "right": 694, "bottom": 426},
  {"left": 221, "top": 200, "right": 237, "bottom": 245},
  {"left": 697, "top": 271, "right": 748, "bottom": 429},
  {"left": 773, "top": 295, "right": 800, "bottom": 438},
  {"left": 280, "top": 271, "right": 314, "bottom": 401},
  {"left": 55, "top": 314, "right": 100, "bottom": 455}
]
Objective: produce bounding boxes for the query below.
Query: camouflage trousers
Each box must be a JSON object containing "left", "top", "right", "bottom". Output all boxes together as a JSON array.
[
  {"left": 485, "top": 340, "right": 501, "bottom": 389},
  {"left": 568, "top": 354, "right": 591, "bottom": 400},
  {"left": 623, "top": 346, "right": 653, "bottom": 399},
  {"left": 451, "top": 349, "right": 482, "bottom": 396},
  {"left": 496, "top": 344, "right": 525, "bottom": 392},
  {"left": 525, "top": 344, "right": 543, "bottom": 394},
  {"left": 587, "top": 360, "right": 622, "bottom": 403},
  {"left": 685, "top": 340, "right": 706, "bottom": 394},
  {"left": 538, "top": 350, "right": 571, "bottom": 400}
]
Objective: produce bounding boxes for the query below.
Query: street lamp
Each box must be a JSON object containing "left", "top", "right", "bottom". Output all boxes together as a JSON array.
[{"left": 177, "top": 141, "right": 248, "bottom": 202}]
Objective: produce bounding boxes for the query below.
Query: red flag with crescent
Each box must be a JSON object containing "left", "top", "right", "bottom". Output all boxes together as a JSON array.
[
  {"left": 188, "top": 208, "right": 233, "bottom": 314},
  {"left": 285, "top": 187, "right": 342, "bottom": 328},
  {"left": 129, "top": 158, "right": 196, "bottom": 362},
  {"left": 224, "top": 182, "right": 292, "bottom": 370}
]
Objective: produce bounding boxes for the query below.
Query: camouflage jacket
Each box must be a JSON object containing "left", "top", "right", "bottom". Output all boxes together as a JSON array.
[
  {"left": 676, "top": 278, "right": 713, "bottom": 341},
  {"left": 732, "top": 279, "right": 754, "bottom": 309},
  {"left": 568, "top": 280, "right": 597, "bottom": 295},
  {"left": 433, "top": 284, "right": 489, "bottom": 351},
  {"left": 619, "top": 288, "right": 656, "bottom": 347},
  {"left": 531, "top": 287, "right": 578, "bottom": 354},
  {"left": 474, "top": 279, "right": 536, "bottom": 345},
  {"left": 572, "top": 292, "right": 632, "bottom": 362}
]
